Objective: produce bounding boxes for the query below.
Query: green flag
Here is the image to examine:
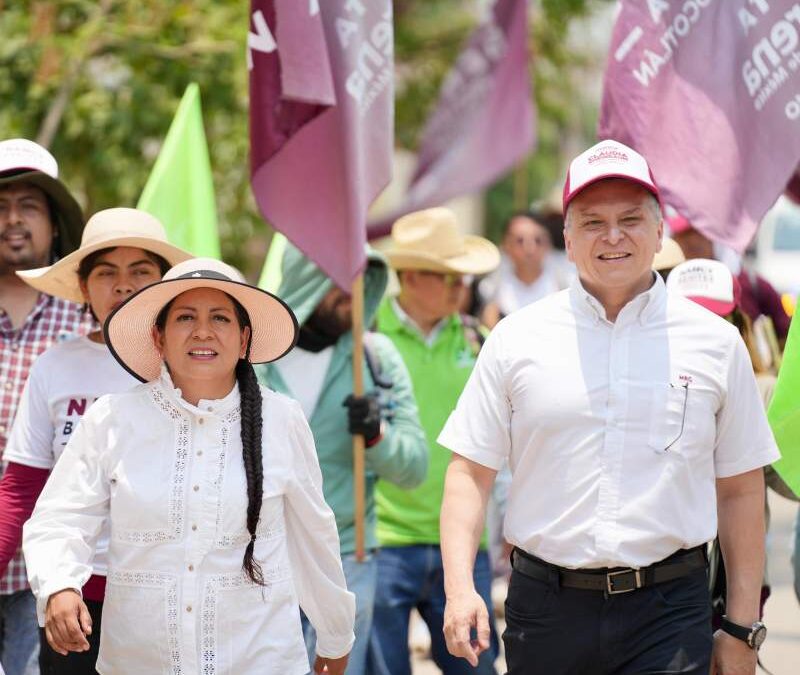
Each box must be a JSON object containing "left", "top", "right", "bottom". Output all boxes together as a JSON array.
[
  {"left": 258, "top": 232, "right": 287, "bottom": 293},
  {"left": 767, "top": 315, "right": 800, "bottom": 497},
  {"left": 138, "top": 83, "right": 220, "bottom": 257}
]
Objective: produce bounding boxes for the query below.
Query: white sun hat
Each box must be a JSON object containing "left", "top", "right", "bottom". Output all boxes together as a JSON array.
[
  {"left": 16, "top": 208, "right": 193, "bottom": 303},
  {"left": 104, "top": 257, "right": 299, "bottom": 382}
]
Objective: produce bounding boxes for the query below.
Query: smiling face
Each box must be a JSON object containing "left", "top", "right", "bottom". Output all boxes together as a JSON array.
[
  {"left": 0, "top": 181, "right": 54, "bottom": 273},
  {"left": 79, "top": 247, "right": 164, "bottom": 326},
  {"left": 153, "top": 287, "right": 250, "bottom": 399},
  {"left": 564, "top": 179, "right": 662, "bottom": 302}
]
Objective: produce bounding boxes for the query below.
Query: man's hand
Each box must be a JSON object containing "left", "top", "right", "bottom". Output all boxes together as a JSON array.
[
  {"left": 343, "top": 392, "right": 383, "bottom": 445},
  {"left": 710, "top": 630, "right": 757, "bottom": 675},
  {"left": 313, "top": 653, "right": 349, "bottom": 674},
  {"left": 45, "top": 589, "right": 91, "bottom": 656},
  {"left": 443, "top": 588, "right": 491, "bottom": 667}
]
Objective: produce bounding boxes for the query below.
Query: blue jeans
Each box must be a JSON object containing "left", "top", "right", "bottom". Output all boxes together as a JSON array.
[
  {"left": 371, "top": 546, "right": 498, "bottom": 675},
  {"left": 0, "top": 590, "right": 40, "bottom": 675},
  {"left": 302, "top": 553, "right": 377, "bottom": 675}
]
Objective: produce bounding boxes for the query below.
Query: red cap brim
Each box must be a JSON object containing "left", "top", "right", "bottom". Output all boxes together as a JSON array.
[{"left": 687, "top": 295, "right": 735, "bottom": 317}]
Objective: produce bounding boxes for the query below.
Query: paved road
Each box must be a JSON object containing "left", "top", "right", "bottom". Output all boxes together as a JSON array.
[{"left": 412, "top": 491, "right": 800, "bottom": 674}]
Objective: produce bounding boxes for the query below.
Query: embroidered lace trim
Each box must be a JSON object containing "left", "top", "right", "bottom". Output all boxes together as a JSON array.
[
  {"left": 200, "top": 567, "right": 291, "bottom": 674},
  {"left": 114, "top": 386, "right": 189, "bottom": 545}
]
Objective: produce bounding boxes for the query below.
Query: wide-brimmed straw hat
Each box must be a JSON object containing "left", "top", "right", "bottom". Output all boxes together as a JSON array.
[
  {"left": 652, "top": 237, "right": 686, "bottom": 272},
  {"left": 384, "top": 207, "right": 500, "bottom": 275},
  {"left": 104, "top": 257, "right": 299, "bottom": 382},
  {"left": 16, "top": 208, "right": 193, "bottom": 303},
  {"left": 0, "top": 138, "right": 84, "bottom": 256}
]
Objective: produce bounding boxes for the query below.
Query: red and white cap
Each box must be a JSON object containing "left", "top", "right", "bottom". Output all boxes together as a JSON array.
[
  {"left": 666, "top": 258, "right": 741, "bottom": 317},
  {"left": 562, "top": 140, "right": 661, "bottom": 213}
]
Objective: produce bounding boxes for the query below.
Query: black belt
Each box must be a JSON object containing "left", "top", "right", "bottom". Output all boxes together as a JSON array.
[{"left": 511, "top": 546, "right": 707, "bottom": 595}]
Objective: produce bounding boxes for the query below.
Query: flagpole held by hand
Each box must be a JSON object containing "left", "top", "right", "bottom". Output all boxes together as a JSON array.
[{"left": 351, "top": 273, "right": 366, "bottom": 562}]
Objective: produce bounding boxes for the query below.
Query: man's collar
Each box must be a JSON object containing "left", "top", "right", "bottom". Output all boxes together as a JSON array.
[{"left": 569, "top": 273, "right": 665, "bottom": 325}]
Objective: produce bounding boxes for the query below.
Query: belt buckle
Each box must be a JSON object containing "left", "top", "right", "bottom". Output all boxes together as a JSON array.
[{"left": 606, "top": 568, "right": 642, "bottom": 595}]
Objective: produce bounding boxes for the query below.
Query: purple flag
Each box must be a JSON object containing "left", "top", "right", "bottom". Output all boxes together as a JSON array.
[
  {"left": 600, "top": 1, "right": 800, "bottom": 252},
  {"left": 369, "top": 0, "right": 534, "bottom": 238},
  {"left": 249, "top": 0, "right": 393, "bottom": 290}
]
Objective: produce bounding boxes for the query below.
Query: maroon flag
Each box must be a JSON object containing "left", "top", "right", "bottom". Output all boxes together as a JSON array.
[
  {"left": 249, "top": 0, "right": 393, "bottom": 290},
  {"left": 369, "top": 0, "right": 534, "bottom": 238},
  {"left": 788, "top": 167, "right": 800, "bottom": 203},
  {"left": 600, "top": 1, "right": 800, "bottom": 252}
]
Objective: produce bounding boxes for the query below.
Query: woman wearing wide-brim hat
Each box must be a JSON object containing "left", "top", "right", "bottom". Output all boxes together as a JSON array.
[
  {"left": 22, "top": 258, "right": 355, "bottom": 675},
  {"left": 0, "top": 207, "right": 191, "bottom": 674}
]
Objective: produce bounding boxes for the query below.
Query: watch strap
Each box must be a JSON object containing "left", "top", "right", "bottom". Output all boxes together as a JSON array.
[{"left": 720, "top": 617, "right": 752, "bottom": 644}]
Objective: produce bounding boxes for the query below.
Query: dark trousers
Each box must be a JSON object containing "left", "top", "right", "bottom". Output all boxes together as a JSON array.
[
  {"left": 503, "top": 564, "right": 712, "bottom": 675},
  {"left": 39, "top": 598, "right": 102, "bottom": 675}
]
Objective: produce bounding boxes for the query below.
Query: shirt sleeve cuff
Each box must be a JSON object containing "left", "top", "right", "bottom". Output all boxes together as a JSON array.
[
  {"left": 315, "top": 631, "right": 355, "bottom": 660},
  {"left": 35, "top": 582, "right": 83, "bottom": 627},
  {"left": 437, "top": 435, "right": 506, "bottom": 472},
  {"left": 715, "top": 445, "right": 781, "bottom": 479}
]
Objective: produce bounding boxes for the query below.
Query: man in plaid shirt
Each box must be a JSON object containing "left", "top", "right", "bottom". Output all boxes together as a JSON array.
[{"left": 0, "top": 139, "right": 89, "bottom": 675}]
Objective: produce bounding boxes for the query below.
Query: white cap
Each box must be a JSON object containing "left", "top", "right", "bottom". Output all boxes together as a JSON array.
[
  {"left": 666, "top": 258, "right": 739, "bottom": 317},
  {"left": 563, "top": 140, "right": 660, "bottom": 213},
  {"left": 0, "top": 139, "right": 59, "bottom": 178}
]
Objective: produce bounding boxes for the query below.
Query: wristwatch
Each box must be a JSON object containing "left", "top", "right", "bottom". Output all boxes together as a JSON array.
[{"left": 720, "top": 616, "right": 767, "bottom": 650}]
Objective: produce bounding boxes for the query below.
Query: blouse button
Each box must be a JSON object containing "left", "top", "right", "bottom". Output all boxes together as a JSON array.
[
  {"left": 197, "top": 450, "right": 203, "bottom": 457},
  {"left": 193, "top": 485, "right": 199, "bottom": 492},
  {"left": 191, "top": 524, "right": 198, "bottom": 531},
  {"left": 198, "top": 418, "right": 205, "bottom": 425},
  {"left": 188, "top": 564, "right": 194, "bottom": 572},
  {"left": 186, "top": 606, "right": 192, "bottom": 613}
]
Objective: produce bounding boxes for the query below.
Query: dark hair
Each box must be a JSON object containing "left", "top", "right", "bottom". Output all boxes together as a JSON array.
[
  {"left": 155, "top": 291, "right": 265, "bottom": 585},
  {"left": 78, "top": 246, "right": 171, "bottom": 281}
]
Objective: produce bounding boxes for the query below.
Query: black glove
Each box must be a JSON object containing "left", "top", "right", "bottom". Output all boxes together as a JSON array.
[{"left": 343, "top": 392, "right": 383, "bottom": 446}]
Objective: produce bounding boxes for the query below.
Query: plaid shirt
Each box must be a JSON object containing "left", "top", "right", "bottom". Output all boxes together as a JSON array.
[{"left": 0, "top": 292, "right": 93, "bottom": 595}]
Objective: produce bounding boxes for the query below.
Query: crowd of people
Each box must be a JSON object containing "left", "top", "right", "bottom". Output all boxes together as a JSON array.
[{"left": 0, "top": 134, "right": 796, "bottom": 675}]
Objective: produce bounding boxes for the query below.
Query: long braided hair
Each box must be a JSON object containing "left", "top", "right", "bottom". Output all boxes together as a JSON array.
[{"left": 155, "top": 292, "right": 265, "bottom": 585}]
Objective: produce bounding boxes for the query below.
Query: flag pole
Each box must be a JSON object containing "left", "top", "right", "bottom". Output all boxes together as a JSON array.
[{"left": 351, "top": 273, "right": 366, "bottom": 562}]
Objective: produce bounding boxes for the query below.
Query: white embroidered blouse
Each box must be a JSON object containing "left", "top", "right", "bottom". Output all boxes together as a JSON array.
[{"left": 23, "top": 369, "right": 355, "bottom": 675}]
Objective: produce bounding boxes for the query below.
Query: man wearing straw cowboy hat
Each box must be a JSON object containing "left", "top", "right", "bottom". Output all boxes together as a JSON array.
[
  {"left": 371, "top": 207, "right": 501, "bottom": 675},
  {"left": 257, "top": 243, "right": 427, "bottom": 675},
  {"left": 438, "top": 140, "right": 778, "bottom": 675},
  {"left": 0, "top": 138, "right": 89, "bottom": 675}
]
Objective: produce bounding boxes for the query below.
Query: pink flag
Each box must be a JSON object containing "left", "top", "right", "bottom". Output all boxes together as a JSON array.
[
  {"left": 600, "top": 2, "right": 800, "bottom": 252},
  {"left": 249, "top": 0, "right": 393, "bottom": 290},
  {"left": 369, "top": 0, "right": 534, "bottom": 238}
]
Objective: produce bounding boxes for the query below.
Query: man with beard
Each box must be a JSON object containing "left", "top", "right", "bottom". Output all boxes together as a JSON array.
[
  {"left": 0, "top": 139, "right": 89, "bottom": 675},
  {"left": 256, "top": 243, "right": 427, "bottom": 675}
]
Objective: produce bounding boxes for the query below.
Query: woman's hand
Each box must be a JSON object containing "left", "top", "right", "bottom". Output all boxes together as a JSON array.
[
  {"left": 313, "top": 653, "right": 349, "bottom": 675},
  {"left": 45, "top": 589, "right": 92, "bottom": 655}
]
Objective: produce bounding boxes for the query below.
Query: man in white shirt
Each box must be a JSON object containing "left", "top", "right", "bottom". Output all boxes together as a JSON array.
[{"left": 437, "top": 140, "right": 779, "bottom": 675}]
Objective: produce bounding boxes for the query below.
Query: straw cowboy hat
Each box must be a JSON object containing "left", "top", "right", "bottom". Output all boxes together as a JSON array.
[
  {"left": 0, "top": 138, "right": 85, "bottom": 256},
  {"left": 384, "top": 207, "right": 500, "bottom": 275},
  {"left": 104, "top": 257, "right": 299, "bottom": 382},
  {"left": 16, "top": 208, "right": 193, "bottom": 303},
  {"left": 652, "top": 237, "right": 685, "bottom": 272}
]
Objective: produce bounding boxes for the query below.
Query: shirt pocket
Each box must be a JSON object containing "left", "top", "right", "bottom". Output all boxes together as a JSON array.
[
  {"left": 647, "top": 382, "right": 716, "bottom": 458},
  {"left": 99, "top": 573, "right": 176, "bottom": 674}
]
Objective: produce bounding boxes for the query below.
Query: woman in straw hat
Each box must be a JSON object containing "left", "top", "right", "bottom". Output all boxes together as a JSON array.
[
  {"left": 0, "top": 207, "right": 191, "bottom": 674},
  {"left": 22, "top": 257, "right": 355, "bottom": 675}
]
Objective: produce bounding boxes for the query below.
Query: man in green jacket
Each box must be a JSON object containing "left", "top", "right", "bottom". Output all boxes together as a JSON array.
[
  {"left": 256, "top": 243, "right": 427, "bottom": 675},
  {"left": 372, "top": 208, "right": 501, "bottom": 675}
]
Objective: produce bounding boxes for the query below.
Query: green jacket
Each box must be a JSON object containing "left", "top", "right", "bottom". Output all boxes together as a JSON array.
[
  {"left": 375, "top": 299, "right": 487, "bottom": 548},
  {"left": 256, "top": 245, "right": 427, "bottom": 555}
]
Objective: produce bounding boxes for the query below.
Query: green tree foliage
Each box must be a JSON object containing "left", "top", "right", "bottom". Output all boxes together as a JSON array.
[{"left": 1, "top": 0, "right": 611, "bottom": 274}]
